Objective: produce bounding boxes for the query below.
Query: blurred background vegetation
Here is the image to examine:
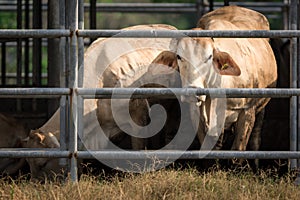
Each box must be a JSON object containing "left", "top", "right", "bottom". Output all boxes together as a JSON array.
[
  {"left": 0, "top": 0, "right": 287, "bottom": 86},
  {"left": 88, "top": 0, "right": 285, "bottom": 30}
]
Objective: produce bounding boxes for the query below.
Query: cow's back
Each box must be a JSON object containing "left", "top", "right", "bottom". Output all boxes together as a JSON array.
[
  {"left": 198, "top": 6, "right": 270, "bottom": 31},
  {"left": 83, "top": 24, "right": 180, "bottom": 149}
]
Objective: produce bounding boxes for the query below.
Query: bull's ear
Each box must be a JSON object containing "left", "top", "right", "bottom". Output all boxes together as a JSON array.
[
  {"left": 212, "top": 49, "right": 241, "bottom": 76},
  {"left": 29, "top": 130, "right": 44, "bottom": 143},
  {"left": 149, "top": 51, "right": 178, "bottom": 75}
]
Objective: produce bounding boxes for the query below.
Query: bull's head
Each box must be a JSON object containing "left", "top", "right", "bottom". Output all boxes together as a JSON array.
[
  {"left": 176, "top": 33, "right": 241, "bottom": 105},
  {"left": 152, "top": 31, "right": 242, "bottom": 145},
  {"left": 151, "top": 31, "right": 241, "bottom": 106},
  {"left": 21, "top": 129, "right": 64, "bottom": 182}
]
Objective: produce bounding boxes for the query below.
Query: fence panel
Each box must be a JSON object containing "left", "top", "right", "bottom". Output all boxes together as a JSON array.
[{"left": 0, "top": 0, "right": 299, "bottom": 183}]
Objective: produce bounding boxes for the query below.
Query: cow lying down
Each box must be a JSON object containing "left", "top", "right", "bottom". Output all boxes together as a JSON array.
[
  {"left": 21, "top": 129, "right": 61, "bottom": 181},
  {"left": 23, "top": 24, "right": 188, "bottom": 181}
]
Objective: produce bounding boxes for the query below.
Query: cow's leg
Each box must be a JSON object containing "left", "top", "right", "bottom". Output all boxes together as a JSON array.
[
  {"left": 231, "top": 108, "right": 256, "bottom": 168},
  {"left": 214, "top": 129, "right": 224, "bottom": 150},
  {"left": 232, "top": 107, "right": 256, "bottom": 151},
  {"left": 197, "top": 105, "right": 225, "bottom": 169},
  {"left": 197, "top": 120, "right": 207, "bottom": 149},
  {"left": 129, "top": 99, "right": 151, "bottom": 150},
  {"left": 247, "top": 108, "right": 265, "bottom": 171}
]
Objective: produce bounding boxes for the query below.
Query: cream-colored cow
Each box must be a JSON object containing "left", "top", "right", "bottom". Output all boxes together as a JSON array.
[
  {"left": 157, "top": 6, "right": 277, "bottom": 154},
  {"left": 24, "top": 24, "right": 181, "bottom": 180}
]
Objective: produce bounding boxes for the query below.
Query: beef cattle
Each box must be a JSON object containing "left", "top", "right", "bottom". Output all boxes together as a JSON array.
[
  {"left": 0, "top": 113, "right": 29, "bottom": 176},
  {"left": 21, "top": 129, "right": 62, "bottom": 181},
  {"left": 24, "top": 24, "right": 182, "bottom": 179},
  {"left": 84, "top": 24, "right": 180, "bottom": 150},
  {"left": 156, "top": 6, "right": 277, "bottom": 156}
]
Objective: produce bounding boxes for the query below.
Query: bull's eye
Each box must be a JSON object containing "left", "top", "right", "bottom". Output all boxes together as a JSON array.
[
  {"left": 204, "top": 55, "right": 213, "bottom": 63},
  {"left": 177, "top": 55, "right": 182, "bottom": 60}
]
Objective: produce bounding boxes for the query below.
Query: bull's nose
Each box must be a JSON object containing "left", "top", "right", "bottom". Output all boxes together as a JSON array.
[{"left": 181, "top": 86, "right": 198, "bottom": 103}]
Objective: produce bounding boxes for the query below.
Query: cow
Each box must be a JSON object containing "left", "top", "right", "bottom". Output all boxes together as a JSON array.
[
  {"left": 21, "top": 129, "right": 62, "bottom": 181},
  {"left": 24, "top": 24, "right": 184, "bottom": 179},
  {"left": 155, "top": 6, "right": 277, "bottom": 166},
  {"left": 0, "top": 113, "right": 29, "bottom": 176}
]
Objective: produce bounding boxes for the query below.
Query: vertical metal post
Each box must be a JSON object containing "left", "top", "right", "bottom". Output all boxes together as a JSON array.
[
  {"left": 24, "top": 0, "right": 29, "bottom": 86},
  {"left": 209, "top": 0, "right": 214, "bottom": 11},
  {"left": 290, "top": 0, "right": 298, "bottom": 170},
  {"left": 58, "top": 0, "right": 68, "bottom": 176},
  {"left": 224, "top": 0, "right": 229, "bottom": 6},
  {"left": 63, "top": 0, "right": 71, "bottom": 177},
  {"left": 78, "top": 0, "right": 84, "bottom": 88},
  {"left": 66, "top": 0, "right": 79, "bottom": 182},
  {"left": 1, "top": 42, "right": 6, "bottom": 85},
  {"left": 89, "top": 0, "right": 97, "bottom": 44},
  {"left": 297, "top": 0, "right": 300, "bottom": 170},
  {"left": 196, "top": 0, "right": 205, "bottom": 19},
  {"left": 48, "top": 1, "right": 61, "bottom": 117},
  {"left": 17, "top": 0, "right": 22, "bottom": 86},
  {"left": 16, "top": 0, "right": 22, "bottom": 112},
  {"left": 32, "top": 0, "right": 42, "bottom": 87},
  {"left": 283, "top": 0, "right": 290, "bottom": 30},
  {"left": 78, "top": 0, "right": 84, "bottom": 151}
]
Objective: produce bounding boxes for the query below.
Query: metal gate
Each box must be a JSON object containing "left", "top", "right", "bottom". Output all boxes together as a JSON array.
[{"left": 0, "top": 0, "right": 299, "bottom": 182}]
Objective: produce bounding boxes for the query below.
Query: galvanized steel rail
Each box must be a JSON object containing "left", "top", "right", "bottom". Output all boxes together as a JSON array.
[
  {"left": 0, "top": 149, "right": 300, "bottom": 160},
  {"left": 77, "top": 29, "right": 300, "bottom": 38},
  {"left": 76, "top": 88, "right": 300, "bottom": 99},
  {"left": 1, "top": 29, "right": 300, "bottom": 39},
  {"left": 1, "top": 88, "right": 300, "bottom": 99}
]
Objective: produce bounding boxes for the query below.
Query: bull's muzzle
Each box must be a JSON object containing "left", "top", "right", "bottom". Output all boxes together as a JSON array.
[{"left": 180, "top": 86, "right": 206, "bottom": 107}]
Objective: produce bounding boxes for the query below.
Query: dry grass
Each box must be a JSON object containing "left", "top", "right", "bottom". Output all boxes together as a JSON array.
[{"left": 0, "top": 168, "right": 299, "bottom": 200}]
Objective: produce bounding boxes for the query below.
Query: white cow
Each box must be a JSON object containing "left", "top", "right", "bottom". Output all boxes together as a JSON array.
[
  {"left": 24, "top": 24, "right": 182, "bottom": 179},
  {"left": 156, "top": 6, "right": 277, "bottom": 155}
]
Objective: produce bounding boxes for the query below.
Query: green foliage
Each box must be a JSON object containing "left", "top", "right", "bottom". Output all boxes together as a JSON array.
[{"left": 0, "top": 12, "right": 17, "bottom": 29}]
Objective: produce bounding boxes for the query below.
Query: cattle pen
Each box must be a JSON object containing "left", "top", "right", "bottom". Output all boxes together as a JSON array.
[{"left": 0, "top": 0, "right": 299, "bottom": 183}]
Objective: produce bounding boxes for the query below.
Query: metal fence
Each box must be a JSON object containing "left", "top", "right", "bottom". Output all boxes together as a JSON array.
[{"left": 0, "top": 0, "right": 299, "bottom": 182}]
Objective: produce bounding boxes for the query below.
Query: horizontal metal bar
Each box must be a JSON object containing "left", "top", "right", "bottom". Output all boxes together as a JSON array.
[
  {"left": 1, "top": 30, "right": 299, "bottom": 39},
  {"left": 77, "top": 30, "right": 300, "bottom": 38},
  {"left": 0, "top": 88, "right": 70, "bottom": 98},
  {"left": 0, "top": 30, "right": 70, "bottom": 39},
  {"left": 0, "top": 149, "right": 299, "bottom": 160},
  {"left": 76, "top": 88, "right": 300, "bottom": 99},
  {"left": 1, "top": 87, "right": 299, "bottom": 99},
  {"left": 0, "top": 149, "right": 70, "bottom": 158},
  {"left": 77, "top": 150, "right": 300, "bottom": 160}
]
